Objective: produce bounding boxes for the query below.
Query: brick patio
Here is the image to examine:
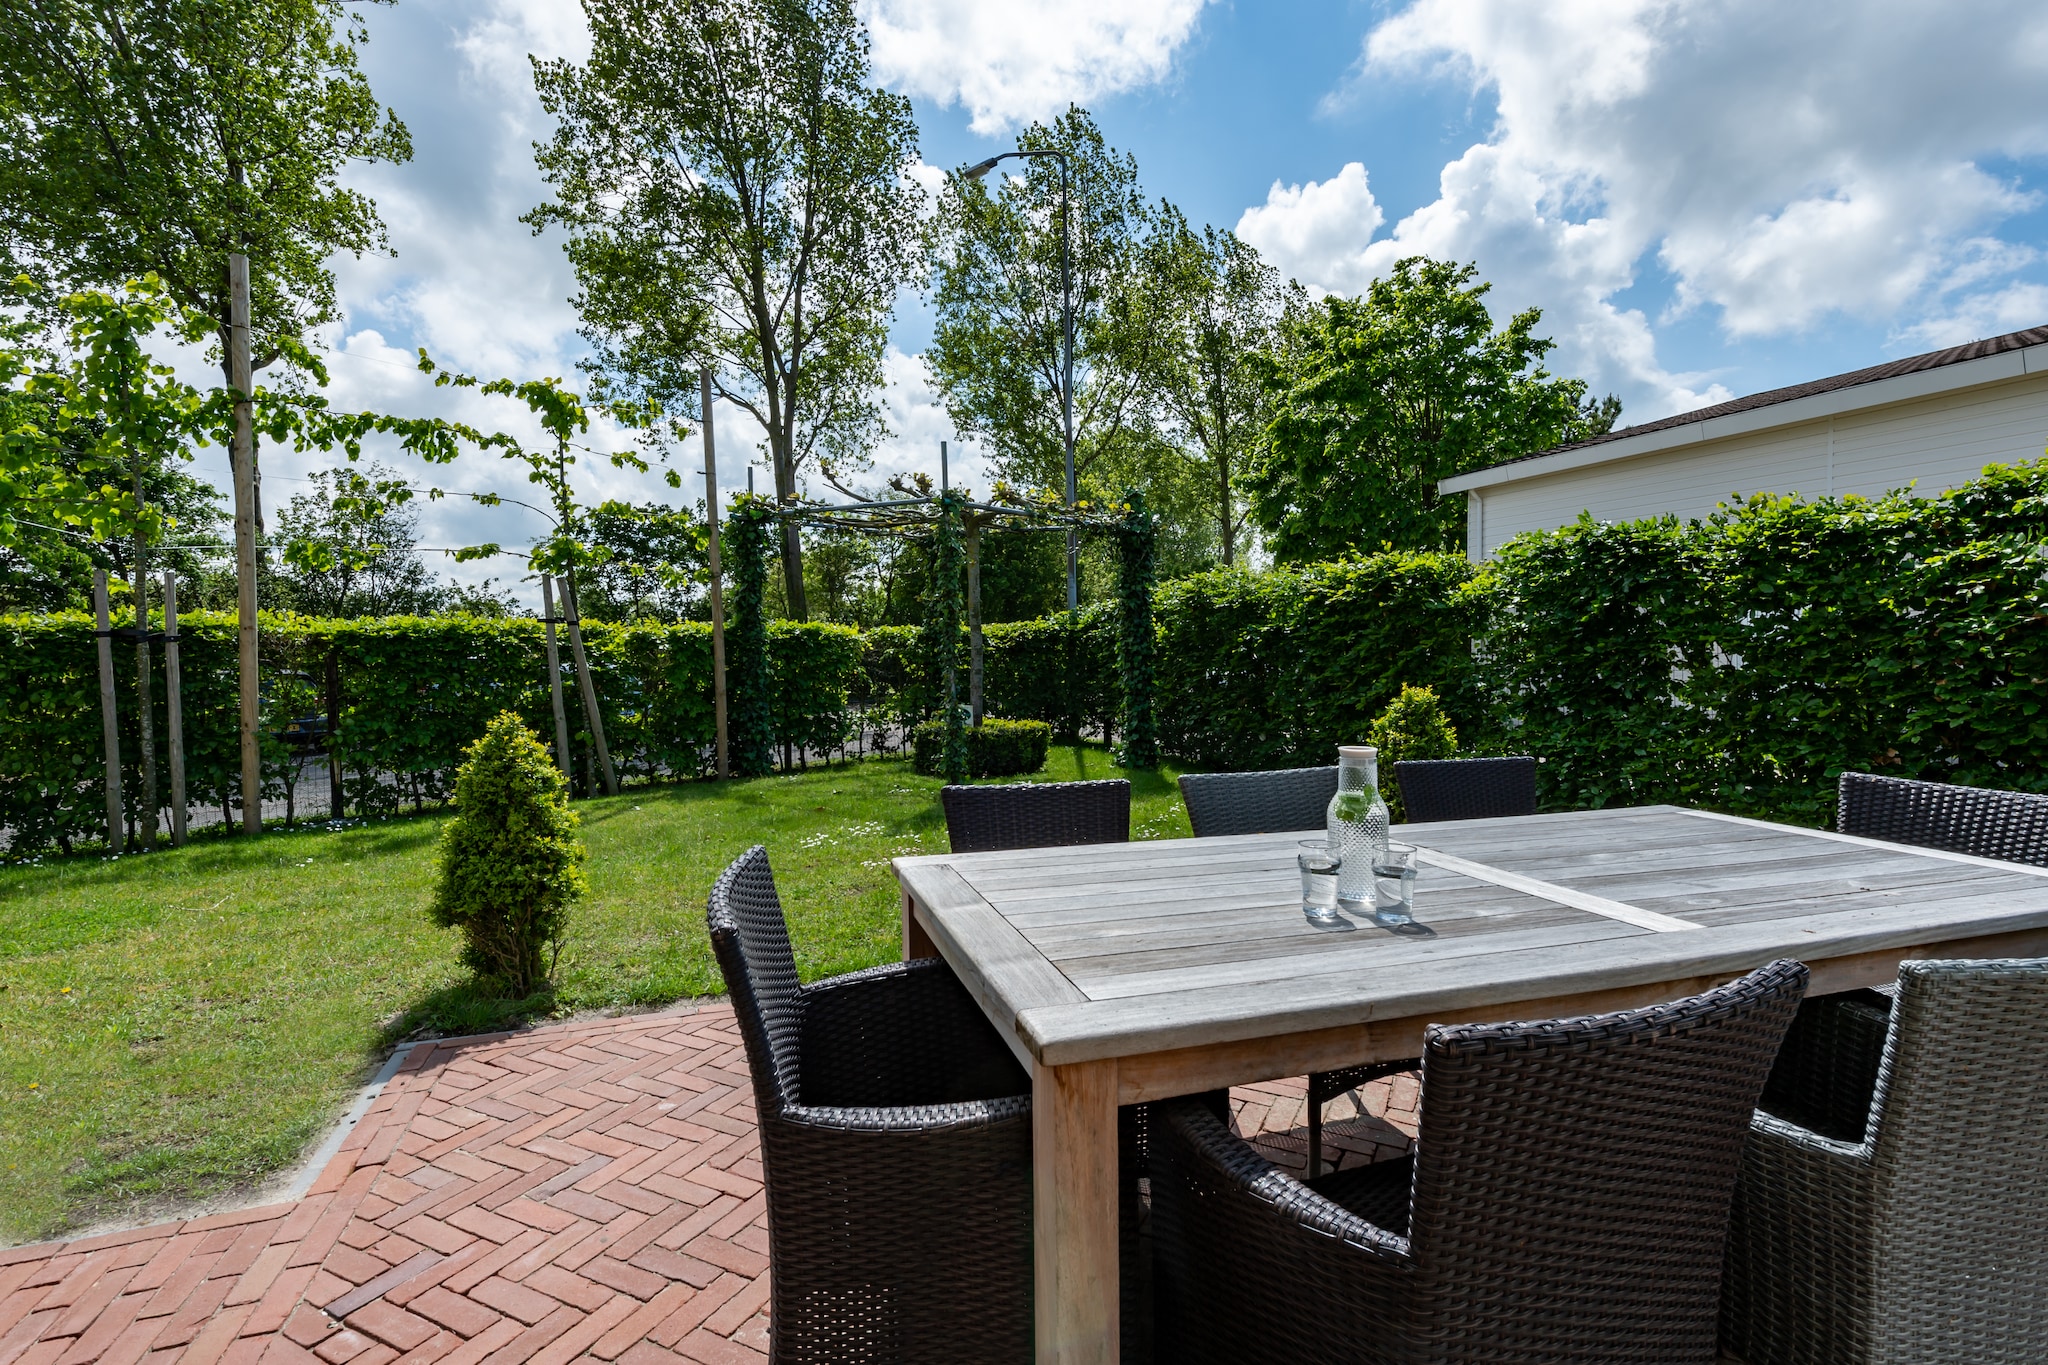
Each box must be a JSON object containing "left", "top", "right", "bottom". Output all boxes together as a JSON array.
[{"left": 0, "top": 1004, "right": 1418, "bottom": 1365}]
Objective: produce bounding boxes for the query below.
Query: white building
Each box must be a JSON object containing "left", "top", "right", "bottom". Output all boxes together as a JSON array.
[{"left": 1441, "top": 325, "right": 2048, "bottom": 560}]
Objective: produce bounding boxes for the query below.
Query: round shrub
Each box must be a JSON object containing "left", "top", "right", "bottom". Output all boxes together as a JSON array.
[
  {"left": 1369, "top": 684, "right": 1458, "bottom": 822},
  {"left": 429, "top": 711, "right": 588, "bottom": 996}
]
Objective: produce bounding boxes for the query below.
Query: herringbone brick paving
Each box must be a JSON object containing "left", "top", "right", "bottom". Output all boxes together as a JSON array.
[{"left": 0, "top": 1004, "right": 1416, "bottom": 1365}]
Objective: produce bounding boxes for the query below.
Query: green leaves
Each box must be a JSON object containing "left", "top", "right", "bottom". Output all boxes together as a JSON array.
[
  {"left": 1248, "top": 257, "right": 1616, "bottom": 560},
  {"left": 429, "top": 712, "right": 587, "bottom": 996},
  {"left": 723, "top": 497, "right": 777, "bottom": 776},
  {"left": 0, "top": 0, "right": 411, "bottom": 371}
]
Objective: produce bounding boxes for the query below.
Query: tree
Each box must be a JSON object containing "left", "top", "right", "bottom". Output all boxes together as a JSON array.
[
  {"left": 530, "top": 0, "right": 923, "bottom": 620},
  {"left": 1147, "top": 212, "right": 1284, "bottom": 566},
  {"left": 0, "top": 0, "right": 410, "bottom": 392},
  {"left": 1247, "top": 258, "right": 1621, "bottom": 559},
  {"left": 927, "top": 108, "right": 1174, "bottom": 508},
  {"left": 275, "top": 462, "right": 447, "bottom": 618},
  {"left": 429, "top": 711, "right": 586, "bottom": 997},
  {"left": 575, "top": 499, "right": 706, "bottom": 622}
]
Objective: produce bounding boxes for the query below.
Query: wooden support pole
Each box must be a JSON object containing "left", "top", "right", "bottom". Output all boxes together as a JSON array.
[
  {"left": 702, "top": 367, "right": 728, "bottom": 780},
  {"left": 163, "top": 572, "right": 187, "bottom": 847},
  {"left": 967, "top": 519, "right": 984, "bottom": 726},
  {"left": 94, "top": 569, "right": 123, "bottom": 851},
  {"left": 228, "top": 252, "right": 261, "bottom": 835},
  {"left": 540, "top": 575, "right": 575, "bottom": 784},
  {"left": 562, "top": 571, "right": 619, "bottom": 796},
  {"left": 324, "top": 646, "right": 343, "bottom": 819},
  {"left": 132, "top": 547, "right": 157, "bottom": 849}
]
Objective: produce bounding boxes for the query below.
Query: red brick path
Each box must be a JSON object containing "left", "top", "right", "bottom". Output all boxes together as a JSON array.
[{"left": 0, "top": 1005, "right": 1415, "bottom": 1365}]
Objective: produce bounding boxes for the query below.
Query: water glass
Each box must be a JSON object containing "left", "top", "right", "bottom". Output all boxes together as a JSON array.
[
  {"left": 1297, "top": 839, "right": 1343, "bottom": 923},
  {"left": 1372, "top": 842, "right": 1418, "bottom": 927}
]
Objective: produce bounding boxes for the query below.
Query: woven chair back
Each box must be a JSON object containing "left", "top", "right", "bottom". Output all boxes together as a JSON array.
[
  {"left": 940, "top": 779, "right": 1130, "bottom": 853},
  {"left": 1394, "top": 756, "right": 1538, "bottom": 824},
  {"left": 1862, "top": 958, "right": 2048, "bottom": 1348},
  {"left": 1837, "top": 771, "right": 2048, "bottom": 865},
  {"left": 1406, "top": 958, "right": 1808, "bottom": 1357},
  {"left": 705, "top": 845, "right": 804, "bottom": 1115},
  {"left": 1178, "top": 766, "right": 1339, "bottom": 838}
]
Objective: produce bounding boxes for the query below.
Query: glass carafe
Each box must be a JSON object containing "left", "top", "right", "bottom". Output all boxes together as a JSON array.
[{"left": 1327, "top": 745, "right": 1390, "bottom": 910}]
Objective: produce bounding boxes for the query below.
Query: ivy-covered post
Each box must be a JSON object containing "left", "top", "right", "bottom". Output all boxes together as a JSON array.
[
  {"left": 723, "top": 497, "right": 777, "bottom": 777},
  {"left": 926, "top": 490, "right": 970, "bottom": 783},
  {"left": 1115, "top": 490, "right": 1159, "bottom": 769}
]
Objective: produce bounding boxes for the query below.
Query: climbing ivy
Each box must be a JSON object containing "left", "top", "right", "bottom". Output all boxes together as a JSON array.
[
  {"left": 723, "top": 496, "right": 776, "bottom": 777},
  {"left": 1114, "top": 490, "right": 1158, "bottom": 769},
  {"left": 924, "top": 490, "right": 969, "bottom": 783}
]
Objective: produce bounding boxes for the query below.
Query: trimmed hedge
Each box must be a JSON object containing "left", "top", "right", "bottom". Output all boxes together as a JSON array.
[
  {"left": 1150, "top": 552, "right": 1488, "bottom": 773},
  {"left": 9, "top": 457, "right": 2046, "bottom": 852},
  {"left": 1486, "top": 461, "right": 2048, "bottom": 825},
  {"left": 0, "top": 613, "right": 860, "bottom": 854},
  {"left": 912, "top": 717, "right": 1053, "bottom": 779}
]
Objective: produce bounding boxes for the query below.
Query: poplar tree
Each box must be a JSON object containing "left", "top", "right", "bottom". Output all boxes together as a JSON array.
[{"left": 530, "top": 0, "right": 923, "bottom": 620}]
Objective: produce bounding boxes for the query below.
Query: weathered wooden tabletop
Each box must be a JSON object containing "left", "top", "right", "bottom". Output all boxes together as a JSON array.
[{"left": 892, "top": 803, "right": 2048, "bottom": 1365}]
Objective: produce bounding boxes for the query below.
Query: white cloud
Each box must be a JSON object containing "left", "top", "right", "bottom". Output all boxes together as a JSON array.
[
  {"left": 1252, "top": 0, "right": 2048, "bottom": 421},
  {"left": 1236, "top": 163, "right": 1385, "bottom": 299},
  {"left": 860, "top": 0, "right": 1208, "bottom": 133},
  {"left": 1895, "top": 283, "right": 2048, "bottom": 350}
]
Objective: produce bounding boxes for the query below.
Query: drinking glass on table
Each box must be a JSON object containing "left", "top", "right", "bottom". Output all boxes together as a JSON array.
[
  {"left": 1372, "top": 843, "right": 1419, "bottom": 927},
  {"left": 1298, "top": 840, "right": 1343, "bottom": 924}
]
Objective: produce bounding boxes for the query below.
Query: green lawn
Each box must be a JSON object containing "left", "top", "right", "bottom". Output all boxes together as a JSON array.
[{"left": 0, "top": 745, "right": 1190, "bottom": 1245}]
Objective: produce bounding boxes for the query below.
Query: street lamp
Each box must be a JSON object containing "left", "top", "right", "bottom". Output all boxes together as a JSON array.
[{"left": 963, "top": 148, "right": 1078, "bottom": 614}]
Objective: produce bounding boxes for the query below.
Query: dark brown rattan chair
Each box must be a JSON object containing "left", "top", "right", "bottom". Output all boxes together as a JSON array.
[
  {"left": 1722, "top": 958, "right": 2048, "bottom": 1364},
  {"left": 1394, "top": 755, "right": 1539, "bottom": 824},
  {"left": 939, "top": 778, "right": 1130, "bottom": 853},
  {"left": 707, "top": 846, "right": 1034, "bottom": 1363},
  {"left": 1178, "top": 766, "right": 1338, "bottom": 838},
  {"left": 1837, "top": 770, "right": 2048, "bottom": 865},
  {"left": 1151, "top": 960, "right": 1809, "bottom": 1365},
  {"left": 933, "top": 776, "right": 1155, "bottom": 1356}
]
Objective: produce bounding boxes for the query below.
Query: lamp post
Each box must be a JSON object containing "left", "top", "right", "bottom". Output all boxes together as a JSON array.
[{"left": 963, "top": 148, "right": 1077, "bottom": 614}]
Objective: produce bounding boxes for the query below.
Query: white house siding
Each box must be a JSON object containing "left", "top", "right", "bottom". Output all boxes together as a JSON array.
[{"left": 1461, "top": 369, "right": 2048, "bottom": 560}]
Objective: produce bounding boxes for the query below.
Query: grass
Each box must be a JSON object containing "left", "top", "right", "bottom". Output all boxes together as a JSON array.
[{"left": 0, "top": 743, "right": 1191, "bottom": 1245}]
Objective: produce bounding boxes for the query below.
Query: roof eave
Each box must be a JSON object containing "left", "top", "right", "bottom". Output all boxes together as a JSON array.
[{"left": 1440, "top": 339, "right": 2048, "bottom": 495}]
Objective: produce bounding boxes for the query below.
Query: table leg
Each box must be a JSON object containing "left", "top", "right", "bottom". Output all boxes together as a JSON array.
[
  {"left": 1034, "top": 1058, "right": 1119, "bottom": 1365},
  {"left": 902, "top": 890, "right": 938, "bottom": 960}
]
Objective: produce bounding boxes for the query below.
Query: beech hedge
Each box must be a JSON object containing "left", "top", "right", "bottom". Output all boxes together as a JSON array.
[{"left": 7, "top": 458, "right": 2044, "bottom": 854}]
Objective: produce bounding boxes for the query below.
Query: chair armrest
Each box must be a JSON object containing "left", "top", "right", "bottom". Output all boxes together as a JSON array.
[
  {"left": 781, "top": 1092, "right": 1033, "bottom": 1134},
  {"left": 1720, "top": 1111, "right": 1876, "bottom": 1364},
  {"left": 1757, "top": 990, "right": 1890, "bottom": 1142},
  {"left": 798, "top": 956, "right": 1027, "bottom": 1108}
]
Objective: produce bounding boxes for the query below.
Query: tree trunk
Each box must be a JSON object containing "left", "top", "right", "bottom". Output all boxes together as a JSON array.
[
  {"left": 770, "top": 427, "right": 807, "bottom": 619},
  {"left": 1219, "top": 457, "right": 1235, "bottom": 566},
  {"left": 560, "top": 570, "right": 619, "bottom": 795},
  {"left": 132, "top": 532, "right": 158, "bottom": 849}
]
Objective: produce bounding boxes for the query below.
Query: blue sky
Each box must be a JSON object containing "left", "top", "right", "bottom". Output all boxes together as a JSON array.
[{"left": 183, "top": 0, "right": 2048, "bottom": 600}]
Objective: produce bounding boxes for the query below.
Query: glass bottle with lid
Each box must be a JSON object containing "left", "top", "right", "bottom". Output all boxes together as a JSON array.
[{"left": 1327, "top": 745, "right": 1390, "bottom": 910}]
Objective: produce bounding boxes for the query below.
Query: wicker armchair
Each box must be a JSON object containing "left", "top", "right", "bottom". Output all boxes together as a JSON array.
[
  {"left": 1178, "top": 766, "right": 1338, "bottom": 838},
  {"left": 1837, "top": 771, "right": 2048, "bottom": 865},
  {"left": 1151, "top": 960, "right": 1809, "bottom": 1365},
  {"left": 1721, "top": 958, "right": 2048, "bottom": 1365},
  {"left": 707, "top": 847, "right": 1034, "bottom": 1363},
  {"left": 932, "top": 777, "right": 1155, "bottom": 1356},
  {"left": 939, "top": 778, "right": 1130, "bottom": 853},
  {"left": 1394, "top": 755, "right": 1539, "bottom": 824}
]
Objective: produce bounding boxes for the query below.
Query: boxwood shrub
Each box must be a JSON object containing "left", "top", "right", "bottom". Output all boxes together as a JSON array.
[{"left": 912, "top": 717, "right": 1053, "bottom": 779}]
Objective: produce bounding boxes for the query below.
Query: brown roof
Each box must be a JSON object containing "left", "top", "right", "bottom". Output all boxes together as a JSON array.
[{"left": 1499, "top": 322, "right": 2048, "bottom": 471}]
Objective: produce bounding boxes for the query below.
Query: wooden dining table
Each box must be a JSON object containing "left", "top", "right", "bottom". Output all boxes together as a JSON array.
[{"left": 891, "top": 803, "right": 2048, "bottom": 1365}]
